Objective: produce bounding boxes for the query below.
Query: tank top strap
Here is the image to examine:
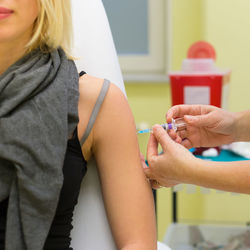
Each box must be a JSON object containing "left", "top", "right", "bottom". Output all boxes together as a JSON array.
[{"left": 80, "top": 79, "right": 110, "bottom": 146}]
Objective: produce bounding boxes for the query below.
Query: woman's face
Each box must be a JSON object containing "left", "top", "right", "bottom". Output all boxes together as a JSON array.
[{"left": 0, "top": 0, "right": 39, "bottom": 44}]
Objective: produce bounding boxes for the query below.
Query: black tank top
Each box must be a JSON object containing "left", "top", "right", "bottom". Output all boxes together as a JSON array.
[{"left": 0, "top": 128, "right": 87, "bottom": 250}]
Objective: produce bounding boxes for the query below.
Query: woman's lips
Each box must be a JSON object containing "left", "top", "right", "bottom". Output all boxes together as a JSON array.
[{"left": 0, "top": 7, "right": 13, "bottom": 20}]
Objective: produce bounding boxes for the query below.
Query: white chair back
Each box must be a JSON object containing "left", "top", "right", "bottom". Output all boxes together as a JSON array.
[{"left": 70, "top": 0, "right": 124, "bottom": 249}]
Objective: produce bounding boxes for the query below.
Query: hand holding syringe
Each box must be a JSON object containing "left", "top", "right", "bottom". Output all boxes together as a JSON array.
[{"left": 137, "top": 117, "right": 186, "bottom": 134}]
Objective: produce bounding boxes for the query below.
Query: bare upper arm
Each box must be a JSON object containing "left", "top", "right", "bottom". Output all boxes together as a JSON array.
[
  {"left": 91, "top": 83, "right": 157, "bottom": 248},
  {"left": 78, "top": 76, "right": 156, "bottom": 248}
]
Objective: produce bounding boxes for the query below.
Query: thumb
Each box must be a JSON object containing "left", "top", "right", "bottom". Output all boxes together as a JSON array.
[
  {"left": 143, "top": 166, "right": 154, "bottom": 180},
  {"left": 184, "top": 114, "right": 211, "bottom": 127},
  {"left": 151, "top": 124, "right": 174, "bottom": 152}
]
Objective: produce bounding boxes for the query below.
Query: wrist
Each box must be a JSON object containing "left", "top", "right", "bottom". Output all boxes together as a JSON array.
[
  {"left": 184, "top": 157, "right": 214, "bottom": 187},
  {"left": 181, "top": 156, "right": 201, "bottom": 184},
  {"left": 233, "top": 110, "right": 250, "bottom": 142},
  {"left": 232, "top": 111, "right": 241, "bottom": 142}
]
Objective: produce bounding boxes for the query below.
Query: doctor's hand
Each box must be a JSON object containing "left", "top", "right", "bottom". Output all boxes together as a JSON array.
[
  {"left": 166, "top": 104, "right": 236, "bottom": 149},
  {"left": 144, "top": 125, "right": 199, "bottom": 189}
]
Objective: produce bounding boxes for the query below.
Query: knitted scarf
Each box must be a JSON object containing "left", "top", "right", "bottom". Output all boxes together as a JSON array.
[{"left": 0, "top": 48, "right": 79, "bottom": 250}]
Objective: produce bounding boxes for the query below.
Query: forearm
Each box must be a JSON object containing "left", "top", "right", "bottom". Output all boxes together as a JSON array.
[
  {"left": 187, "top": 158, "right": 250, "bottom": 194},
  {"left": 234, "top": 110, "right": 250, "bottom": 142}
]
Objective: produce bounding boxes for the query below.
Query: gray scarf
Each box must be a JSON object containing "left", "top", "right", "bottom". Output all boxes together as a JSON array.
[{"left": 0, "top": 48, "right": 79, "bottom": 249}]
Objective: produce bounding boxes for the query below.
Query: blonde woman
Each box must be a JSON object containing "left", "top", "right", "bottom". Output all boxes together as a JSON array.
[{"left": 0, "top": 1, "right": 157, "bottom": 250}]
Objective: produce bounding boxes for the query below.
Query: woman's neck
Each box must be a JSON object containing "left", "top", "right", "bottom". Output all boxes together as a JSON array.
[
  {"left": 0, "top": 26, "right": 33, "bottom": 75},
  {"left": 0, "top": 41, "right": 28, "bottom": 75}
]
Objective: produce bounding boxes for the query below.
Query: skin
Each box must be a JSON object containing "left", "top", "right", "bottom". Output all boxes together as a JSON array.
[
  {"left": 0, "top": 1, "right": 157, "bottom": 249},
  {"left": 143, "top": 104, "right": 250, "bottom": 194},
  {"left": 0, "top": 0, "right": 38, "bottom": 74},
  {"left": 79, "top": 76, "right": 156, "bottom": 249},
  {"left": 166, "top": 105, "right": 237, "bottom": 148}
]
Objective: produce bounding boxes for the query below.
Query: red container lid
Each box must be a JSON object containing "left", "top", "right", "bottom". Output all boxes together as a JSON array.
[{"left": 187, "top": 41, "right": 216, "bottom": 60}]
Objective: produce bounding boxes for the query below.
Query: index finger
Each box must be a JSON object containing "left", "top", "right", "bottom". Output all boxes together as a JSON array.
[
  {"left": 147, "top": 132, "right": 158, "bottom": 161},
  {"left": 166, "top": 104, "right": 204, "bottom": 122}
]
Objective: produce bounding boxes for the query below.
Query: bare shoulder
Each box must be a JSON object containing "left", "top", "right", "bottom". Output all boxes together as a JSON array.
[
  {"left": 78, "top": 74, "right": 126, "bottom": 159},
  {"left": 78, "top": 74, "right": 104, "bottom": 105},
  {"left": 78, "top": 74, "right": 126, "bottom": 118}
]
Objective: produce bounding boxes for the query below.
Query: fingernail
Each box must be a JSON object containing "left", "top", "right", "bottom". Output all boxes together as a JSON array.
[{"left": 153, "top": 124, "right": 161, "bottom": 130}]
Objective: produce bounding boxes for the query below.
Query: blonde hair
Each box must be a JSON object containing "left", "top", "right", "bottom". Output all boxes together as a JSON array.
[{"left": 27, "top": 0, "right": 73, "bottom": 57}]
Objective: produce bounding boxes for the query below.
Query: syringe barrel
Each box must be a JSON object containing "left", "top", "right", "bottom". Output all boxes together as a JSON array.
[
  {"left": 161, "top": 123, "right": 174, "bottom": 130},
  {"left": 173, "top": 117, "right": 186, "bottom": 131},
  {"left": 161, "top": 118, "right": 186, "bottom": 132}
]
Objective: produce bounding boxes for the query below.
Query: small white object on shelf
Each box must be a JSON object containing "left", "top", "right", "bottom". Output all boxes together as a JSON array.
[{"left": 222, "top": 142, "right": 250, "bottom": 159}]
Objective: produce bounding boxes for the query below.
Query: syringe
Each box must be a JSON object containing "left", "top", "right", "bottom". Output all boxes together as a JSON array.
[{"left": 137, "top": 117, "right": 186, "bottom": 134}]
